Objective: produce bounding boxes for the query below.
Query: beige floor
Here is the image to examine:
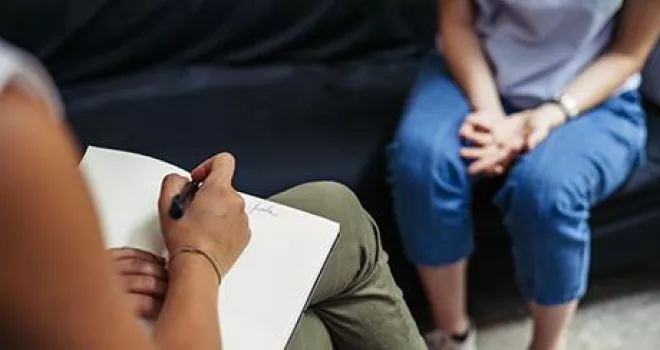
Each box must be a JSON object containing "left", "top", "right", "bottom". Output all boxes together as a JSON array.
[{"left": 469, "top": 270, "right": 660, "bottom": 350}]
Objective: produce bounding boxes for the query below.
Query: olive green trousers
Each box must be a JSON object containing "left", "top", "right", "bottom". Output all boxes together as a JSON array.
[{"left": 269, "top": 182, "right": 426, "bottom": 350}]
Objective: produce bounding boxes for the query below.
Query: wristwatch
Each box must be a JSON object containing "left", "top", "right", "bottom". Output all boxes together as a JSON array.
[{"left": 552, "top": 93, "right": 581, "bottom": 120}]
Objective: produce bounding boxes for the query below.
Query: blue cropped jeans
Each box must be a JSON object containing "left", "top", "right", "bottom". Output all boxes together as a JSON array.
[{"left": 388, "top": 52, "right": 646, "bottom": 305}]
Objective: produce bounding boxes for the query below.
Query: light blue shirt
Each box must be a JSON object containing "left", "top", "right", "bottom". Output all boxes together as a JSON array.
[{"left": 475, "top": 0, "right": 641, "bottom": 108}]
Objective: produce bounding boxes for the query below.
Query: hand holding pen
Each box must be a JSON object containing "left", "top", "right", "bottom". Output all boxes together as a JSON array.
[{"left": 158, "top": 153, "right": 251, "bottom": 284}]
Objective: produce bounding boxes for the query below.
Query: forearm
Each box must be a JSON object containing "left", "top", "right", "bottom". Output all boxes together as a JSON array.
[
  {"left": 440, "top": 8, "right": 502, "bottom": 114},
  {"left": 562, "top": 52, "right": 643, "bottom": 112},
  {"left": 0, "top": 84, "right": 157, "bottom": 350},
  {"left": 154, "top": 255, "right": 222, "bottom": 350},
  {"left": 562, "top": 0, "right": 660, "bottom": 113}
]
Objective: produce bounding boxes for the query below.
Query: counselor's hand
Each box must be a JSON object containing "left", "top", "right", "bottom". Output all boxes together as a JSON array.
[
  {"left": 158, "top": 153, "right": 251, "bottom": 281},
  {"left": 109, "top": 248, "right": 168, "bottom": 320}
]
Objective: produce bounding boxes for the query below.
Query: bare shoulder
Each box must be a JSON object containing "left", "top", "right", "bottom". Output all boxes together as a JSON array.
[{"left": 0, "top": 82, "right": 78, "bottom": 183}]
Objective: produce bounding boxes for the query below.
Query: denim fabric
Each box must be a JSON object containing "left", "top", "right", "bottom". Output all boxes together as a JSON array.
[{"left": 388, "top": 52, "right": 647, "bottom": 305}]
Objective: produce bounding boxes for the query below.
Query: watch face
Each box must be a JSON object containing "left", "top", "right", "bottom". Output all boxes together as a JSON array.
[{"left": 559, "top": 95, "right": 580, "bottom": 118}]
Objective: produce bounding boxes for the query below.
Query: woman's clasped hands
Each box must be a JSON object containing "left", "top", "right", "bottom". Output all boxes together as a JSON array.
[{"left": 459, "top": 103, "right": 567, "bottom": 176}]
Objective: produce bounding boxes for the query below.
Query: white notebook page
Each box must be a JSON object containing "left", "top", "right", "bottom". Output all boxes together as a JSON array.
[{"left": 80, "top": 146, "right": 339, "bottom": 350}]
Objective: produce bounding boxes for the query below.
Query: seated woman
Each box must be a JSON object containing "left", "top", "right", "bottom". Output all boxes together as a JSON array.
[
  {"left": 0, "top": 39, "right": 425, "bottom": 350},
  {"left": 388, "top": 1, "right": 660, "bottom": 350}
]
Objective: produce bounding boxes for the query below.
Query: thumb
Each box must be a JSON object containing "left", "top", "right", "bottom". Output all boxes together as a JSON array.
[
  {"left": 466, "top": 110, "right": 494, "bottom": 131},
  {"left": 158, "top": 173, "right": 190, "bottom": 216}
]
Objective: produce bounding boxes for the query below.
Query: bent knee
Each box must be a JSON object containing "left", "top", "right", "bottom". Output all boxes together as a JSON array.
[
  {"left": 503, "top": 165, "right": 590, "bottom": 225},
  {"left": 272, "top": 182, "right": 380, "bottom": 258},
  {"left": 389, "top": 128, "right": 465, "bottom": 186},
  {"left": 270, "top": 181, "right": 363, "bottom": 224}
]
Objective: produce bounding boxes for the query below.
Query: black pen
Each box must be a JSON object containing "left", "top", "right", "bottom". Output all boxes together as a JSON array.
[{"left": 169, "top": 180, "right": 201, "bottom": 219}]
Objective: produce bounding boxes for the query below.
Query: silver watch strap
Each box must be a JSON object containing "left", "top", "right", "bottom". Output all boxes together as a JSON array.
[{"left": 557, "top": 94, "right": 580, "bottom": 119}]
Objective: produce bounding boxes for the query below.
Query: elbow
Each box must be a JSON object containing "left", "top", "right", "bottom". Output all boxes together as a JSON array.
[
  {"left": 605, "top": 49, "right": 647, "bottom": 73},
  {"left": 608, "top": 45, "right": 654, "bottom": 72},
  {"left": 622, "top": 54, "right": 645, "bottom": 72},
  {"left": 626, "top": 51, "right": 649, "bottom": 72},
  {"left": 625, "top": 54, "right": 646, "bottom": 73}
]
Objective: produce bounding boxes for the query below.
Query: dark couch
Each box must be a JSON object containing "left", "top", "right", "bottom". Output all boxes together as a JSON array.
[{"left": 3, "top": 0, "right": 659, "bottom": 324}]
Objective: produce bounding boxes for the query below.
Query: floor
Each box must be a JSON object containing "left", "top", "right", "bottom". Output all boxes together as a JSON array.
[{"left": 466, "top": 269, "right": 660, "bottom": 350}]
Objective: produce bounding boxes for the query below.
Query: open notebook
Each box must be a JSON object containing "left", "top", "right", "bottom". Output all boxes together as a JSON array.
[{"left": 80, "top": 146, "right": 340, "bottom": 350}]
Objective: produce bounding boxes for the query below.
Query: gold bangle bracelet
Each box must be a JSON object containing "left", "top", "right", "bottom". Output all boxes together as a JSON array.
[{"left": 169, "top": 246, "right": 224, "bottom": 285}]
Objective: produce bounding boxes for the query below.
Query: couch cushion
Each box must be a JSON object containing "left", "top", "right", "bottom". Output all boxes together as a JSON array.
[
  {"left": 0, "top": 0, "right": 434, "bottom": 86},
  {"left": 642, "top": 42, "right": 660, "bottom": 106},
  {"left": 63, "top": 60, "right": 419, "bottom": 199}
]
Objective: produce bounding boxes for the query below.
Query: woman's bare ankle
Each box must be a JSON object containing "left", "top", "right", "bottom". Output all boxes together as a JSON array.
[{"left": 529, "top": 337, "right": 565, "bottom": 350}]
